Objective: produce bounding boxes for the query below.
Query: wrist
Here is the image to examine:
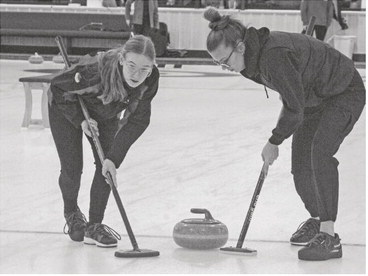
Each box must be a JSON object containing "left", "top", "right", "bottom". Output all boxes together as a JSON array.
[{"left": 269, "top": 135, "right": 283, "bottom": 146}]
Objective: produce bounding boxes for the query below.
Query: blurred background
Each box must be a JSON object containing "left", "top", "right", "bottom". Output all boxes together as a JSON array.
[{"left": 0, "top": 0, "right": 365, "bottom": 62}]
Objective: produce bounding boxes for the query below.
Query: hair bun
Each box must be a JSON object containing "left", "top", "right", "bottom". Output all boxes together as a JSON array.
[
  {"left": 203, "top": 7, "right": 221, "bottom": 23},
  {"left": 203, "top": 7, "right": 230, "bottom": 31}
]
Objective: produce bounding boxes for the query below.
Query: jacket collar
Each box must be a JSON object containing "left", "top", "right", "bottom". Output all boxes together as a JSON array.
[{"left": 240, "top": 27, "right": 270, "bottom": 78}]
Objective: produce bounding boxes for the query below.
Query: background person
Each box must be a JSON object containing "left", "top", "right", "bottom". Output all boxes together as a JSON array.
[
  {"left": 125, "top": 0, "right": 159, "bottom": 35},
  {"left": 300, "top": 0, "right": 334, "bottom": 41}
]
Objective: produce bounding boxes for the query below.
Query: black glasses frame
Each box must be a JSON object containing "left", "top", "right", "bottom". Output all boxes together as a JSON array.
[{"left": 212, "top": 42, "right": 240, "bottom": 68}]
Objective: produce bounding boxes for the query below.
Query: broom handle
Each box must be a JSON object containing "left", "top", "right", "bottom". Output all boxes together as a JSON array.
[
  {"left": 236, "top": 162, "right": 268, "bottom": 248},
  {"left": 306, "top": 16, "right": 316, "bottom": 36},
  {"left": 55, "top": 36, "right": 139, "bottom": 250}
]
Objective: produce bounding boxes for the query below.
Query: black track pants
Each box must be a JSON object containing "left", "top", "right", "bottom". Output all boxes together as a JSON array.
[
  {"left": 291, "top": 69, "right": 365, "bottom": 222},
  {"left": 49, "top": 103, "right": 119, "bottom": 223}
]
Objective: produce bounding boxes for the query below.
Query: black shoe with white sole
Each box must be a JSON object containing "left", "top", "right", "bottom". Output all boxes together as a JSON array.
[
  {"left": 290, "top": 218, "right": 320, "bottom": 246},
  {"left": 298, "top": 232, "right": 342, "bottom": 261},
  {"left": 63, "top": 207, "right": 87, "bottom": 242},
  {"left": 84, "top": 223, "right": 121, "bottom": 248}
]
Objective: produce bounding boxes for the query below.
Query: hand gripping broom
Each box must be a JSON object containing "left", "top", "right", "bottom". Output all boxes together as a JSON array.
[{"left": 55, "top": 36, "right": 159, "bottom": 258}]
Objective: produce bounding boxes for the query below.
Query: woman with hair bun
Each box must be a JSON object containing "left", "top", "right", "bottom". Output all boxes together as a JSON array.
[
  {"left": 49, "top": 35, "right": 159, "bottom": 248},
  {"left": 203, "top": 7, "right": 365, "bottom": 261}
]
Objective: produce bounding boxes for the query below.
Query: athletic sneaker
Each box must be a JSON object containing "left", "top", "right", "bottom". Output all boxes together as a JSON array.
[
  {"left": 63, "top": 207, "right": 87, "bottom": 242},
  {"left": 84, "top": 223, "right": 121, "bottom": 248},
  {"left": 290, "top": 218, "right": 320, "bottom": 246},
  {"left": 298, "top": 232, "right": 342, "bottom": 261}
]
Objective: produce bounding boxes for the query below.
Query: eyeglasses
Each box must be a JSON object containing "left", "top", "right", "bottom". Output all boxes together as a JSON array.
[
  {"left": 125, "top": 61, "right": 152, "bottom": 75},
  {"left": 213, "top": 46, "right": 237, "bottom": 68}
]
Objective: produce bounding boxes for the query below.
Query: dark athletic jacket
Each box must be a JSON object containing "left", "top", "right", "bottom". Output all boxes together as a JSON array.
[
  {"left": 49, "top": 53, "right": 159, "bottom": 168},
  {"left": 240, "top": 27, "right": 356, "bottom": 145}
]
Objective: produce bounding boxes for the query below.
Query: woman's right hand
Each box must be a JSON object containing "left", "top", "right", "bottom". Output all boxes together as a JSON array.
[
  {"left": 261, "top": 141, "right": 279, "bottom": 166},
  {"left": 81, "top": 119, "right": 99, "bottom": 137}
]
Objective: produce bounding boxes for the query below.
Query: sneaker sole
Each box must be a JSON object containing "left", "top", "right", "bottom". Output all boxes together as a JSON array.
[
  {"left": 298, "top": 251, "right": 343, "bottom": 261},
  {"left": 84, "top": 237, "right": 117, "bottom": 248},
  {"left": 290, "top": 241, "right": 309, "bottom": 246}
]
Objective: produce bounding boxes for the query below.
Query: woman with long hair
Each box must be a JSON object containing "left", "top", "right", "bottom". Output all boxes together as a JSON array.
[
  {"left": 48, "top": 35, "right": 159, "bottom": 248},
  {"left": 203, "top": 7, "right": 365, "bottom": 261}
]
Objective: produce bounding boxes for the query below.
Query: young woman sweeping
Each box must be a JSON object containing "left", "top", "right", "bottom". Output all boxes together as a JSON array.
[
  {"left": 49, "top": 35, "right": 159, "bottom": 248},
  {"left": 203, "top": 7, "right": 365, "bottom": 261}
]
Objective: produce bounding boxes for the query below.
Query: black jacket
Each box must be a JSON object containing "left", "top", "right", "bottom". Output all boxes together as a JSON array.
[
  {"left": 240, "top": 27, "right": 356, "bottom": 145},
  {"left": 49, "top": 54, "right": 159, "bottom": 167}
]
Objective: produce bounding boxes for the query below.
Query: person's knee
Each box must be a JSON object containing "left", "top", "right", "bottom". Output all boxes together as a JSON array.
[
  {"left": 292, "top": 169, "right": 311, "bottom": 185},
  {"left": 311, "top": 143, "right": 339, "bottom": 169},
  {"left": 60, "top": 166, "right": 83, "bottom": 180}
]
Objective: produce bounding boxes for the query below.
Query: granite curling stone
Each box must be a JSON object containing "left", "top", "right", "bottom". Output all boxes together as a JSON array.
[
  {"left": 28, "top": 52, "right": 44, "bottom": 64},
  {"left": 173, "top": 208, "right": 228, "bottom": 250},
  {"left": 52, "top": 53, "right": 64, "bottom": 64}
]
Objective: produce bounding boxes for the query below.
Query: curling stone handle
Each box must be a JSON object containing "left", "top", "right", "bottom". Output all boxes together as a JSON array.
[{"left": 190, "top": 208, "right": 214, "bottom": 220}]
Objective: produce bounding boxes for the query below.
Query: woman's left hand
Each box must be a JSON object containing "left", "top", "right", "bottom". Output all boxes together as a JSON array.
[
  {"left": 261, "top": 141, "right": 279, "bottom": 166},
  {"left": 102, "top": 159, "right": 118, "bottom": 187}
]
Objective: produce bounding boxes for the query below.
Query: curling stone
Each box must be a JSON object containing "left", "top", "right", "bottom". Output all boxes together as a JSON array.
[
  {"left": 173, "top": 208, "right": 228, "bottom": 250},
  {"left": 28, "top": 52, "right": 44, "bottom": 64},
  {"left": 52, "top": 53, "right": 64, "bottom": 64}
]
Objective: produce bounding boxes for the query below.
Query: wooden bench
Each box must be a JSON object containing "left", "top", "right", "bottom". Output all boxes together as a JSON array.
[{"left": 19, "top": 74, "right": 55, "bottom": 128}]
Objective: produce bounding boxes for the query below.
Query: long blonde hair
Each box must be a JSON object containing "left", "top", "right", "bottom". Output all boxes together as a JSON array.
[{"left": 97, "top": 35, "right": 156, "bottom": 104}]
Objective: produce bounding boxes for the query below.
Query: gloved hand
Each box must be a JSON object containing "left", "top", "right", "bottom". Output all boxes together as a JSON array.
[{"left": 261, "top": 141, "right": 279, "bottom": 165}]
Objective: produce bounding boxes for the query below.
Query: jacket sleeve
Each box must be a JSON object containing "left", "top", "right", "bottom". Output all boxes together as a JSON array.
[
  {"left": 50, "top": 61, "right": 100, "bottom": 128},
  {"left": 105, "top": 71, "right": 159, "bottom": 168},
  {"left": 262, "top": 48, "right": 305, "bottom": 145}
]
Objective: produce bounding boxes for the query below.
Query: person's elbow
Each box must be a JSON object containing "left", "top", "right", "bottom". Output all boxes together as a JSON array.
[{"left": 130, "top": 115, "right": 151, "bottom": 130}]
